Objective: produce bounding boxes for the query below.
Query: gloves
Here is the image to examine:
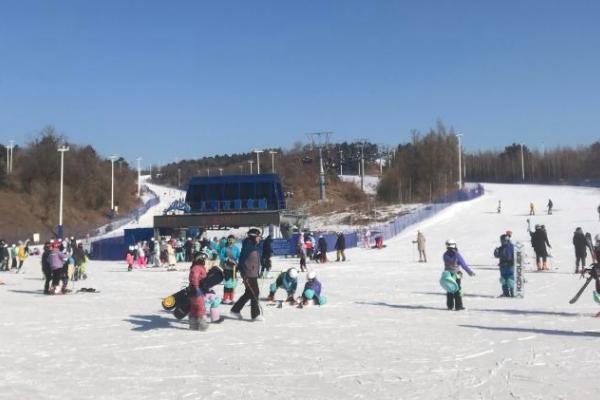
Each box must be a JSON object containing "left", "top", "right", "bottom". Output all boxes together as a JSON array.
[{"left": 468, "top": 271, "right": 476, "bottom": 277}]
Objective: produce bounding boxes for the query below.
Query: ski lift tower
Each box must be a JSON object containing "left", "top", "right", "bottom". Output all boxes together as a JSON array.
[
  {"left": 356, "top": 138, "right": 368, "bottom": 192},
  {"left": 306, "top": 131, "right": 333, "bottom": 201}
]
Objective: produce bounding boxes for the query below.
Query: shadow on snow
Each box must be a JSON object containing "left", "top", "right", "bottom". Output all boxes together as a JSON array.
[
  {"left": 124, "top": 314, "right": 188, "bottom": 331},
  {"left": 459, "top": 324, "right": 600, "bottom": 338}
]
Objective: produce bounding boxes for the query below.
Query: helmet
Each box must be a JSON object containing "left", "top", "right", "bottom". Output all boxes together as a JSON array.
[
  {"left": 445, "top": 239, "right": 457, "bottom": 249},
  {"left": 307, "top": 271, "right": 317, "bottom": 280},
  {"left": 288, "top": 268, "right": 299, "bottom": 280}
]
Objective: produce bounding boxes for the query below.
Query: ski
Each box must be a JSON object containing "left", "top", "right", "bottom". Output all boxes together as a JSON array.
[{"left": 569, "top": 276, "right": 594, "bottom": 304}]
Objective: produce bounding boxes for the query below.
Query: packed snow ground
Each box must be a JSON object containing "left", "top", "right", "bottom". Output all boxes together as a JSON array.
[
  {"left": 339, "top": 174, "right": 380, "bottom": 195},
  {"left": 2, "top": 183, "right": 600, "bottom": 400}
]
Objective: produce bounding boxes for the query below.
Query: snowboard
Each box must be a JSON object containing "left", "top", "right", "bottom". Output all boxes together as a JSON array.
[
  {"left": 514, "top": 241, "right": 524, "bottom": 298},
  {"left": 569, "top": 264, "right": 600, "bottom": 304}
]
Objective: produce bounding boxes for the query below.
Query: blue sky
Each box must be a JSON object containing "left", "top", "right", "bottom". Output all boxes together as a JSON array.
[{"left": 1, "top": 0, "right": 599, "bottom": 167}]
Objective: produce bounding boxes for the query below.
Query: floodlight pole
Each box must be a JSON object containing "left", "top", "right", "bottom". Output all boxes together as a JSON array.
[
  {"left": 455, "top": 134, "right": 463, "bottom": 189},
  {"left": 136, "top": 157, "right": 142, "bottom": 197},
  {"left": 109, "top": 155, "right": 118, "bottom": 211},
  {"left": 520, "top": 143, "right": 525, "bottom": 182},
  {"left": 58, "top": 146, "right": 70, "bottom": 237},
  {"left": 269, "top": 150, "right": 277, "bottom": 173}
]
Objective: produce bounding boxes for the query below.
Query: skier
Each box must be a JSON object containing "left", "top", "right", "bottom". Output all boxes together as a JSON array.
[
  {"left": 547, "top": 199, "right": 554, "bottom": 215},
  {"left": 529, "top": 224, "right": 551, "bottom": 271},
  {"left": 415, "top": 231, "right": 427, "bottom": 263},
  {"left": 335, "top": 232, "right": 346, "bottom": 262},
  {"left": 497, "top": 200, "right": 502, "bottom": 214},
  {"left": 267, "top": 268, "right": 299, "bottom": 304},
  {"left": 573, "top": 227, "right": 588, "bottom": 274},
  {"left": 219, "top": 234, "right": 240, "bottom": 304},
  {"left": 529, "top": 202, "right": 535, "bottom": 216},
  {"left": 41, "top": 242, "right": 52, "bottom": 294},
  {"left": 442, "top": 239, "right": 475, "bottom": 311},
  {"left": 494, "top": 234, "right": 515, "bottom": 297},
  {"left": 230, "top": 228, "right": 263, "bottom": 321},
  {"left": 298, "top": 270, "right": 326, "bottom": 306},
  {"left": 188, "top": 252, "right": 209, "bottom": 331}
]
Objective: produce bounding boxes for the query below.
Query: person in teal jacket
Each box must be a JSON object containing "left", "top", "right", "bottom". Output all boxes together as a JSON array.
[
  {"left": 267, "top": 268, "right": 299, "bottom": 304},
  {"left": 219, "top": 235, "right": 240, "bottom": 304}
]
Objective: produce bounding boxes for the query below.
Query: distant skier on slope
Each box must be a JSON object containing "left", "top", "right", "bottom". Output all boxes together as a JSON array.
[
  {"left": 494, "top": 234, "right": 515, "bottom": 297},
  {"left": 441, "top": 239, "right": 475, "bottom": 311},
  {"left": 573, "top": 227, "right": 587, "bottom": 274},
  {"left": 547, "top": 199, "right": 554, "bottom": 215}
]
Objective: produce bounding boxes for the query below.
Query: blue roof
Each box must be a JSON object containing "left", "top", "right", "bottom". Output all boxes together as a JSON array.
[{"left": 187, "top": 173, "right": 283, "bottom": 186}]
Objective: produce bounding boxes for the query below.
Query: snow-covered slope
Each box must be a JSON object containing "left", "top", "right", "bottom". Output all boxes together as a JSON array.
[
  {"left": 1, "top": 183, "right": 600, "bottom": 399},
  {"left": 339, "top": 174, "right": 379, "bottom": 195}
]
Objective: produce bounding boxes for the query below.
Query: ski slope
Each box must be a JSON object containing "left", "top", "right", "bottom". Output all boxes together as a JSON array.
[{"left": 1, "top": 183, "right": 600, "bottom": 400}]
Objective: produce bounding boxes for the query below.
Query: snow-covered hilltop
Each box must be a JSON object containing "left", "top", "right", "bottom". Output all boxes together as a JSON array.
[{"left": 1, "top": 182, "right": 600, "bottom": 399}]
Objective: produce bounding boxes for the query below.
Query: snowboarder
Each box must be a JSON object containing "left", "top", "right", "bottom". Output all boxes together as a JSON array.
[
  {"left": 230, "top": 229, "right": 263, "bottom": 321},
  {"left": 529, "top": 224, "right": 551, "bottom": 271},
  {"left": 298, "top": 270, "right": 326, "bottom": 306},
  {"left": 219, "top": 234, "right": 240, "bottom": 304},
  {"left": 335, "top": 232, "right": 346, "bottom": 262},
  {"left": 188, "top": 252, "right": 209, "bottom": 331},
  {"left": 547, "top": 199, "right": 554, "bottom": 215},
  {"left": 573, "top": 227, "right": 588, "bottom": 274},
  {"left": 414, "top": 231, "right": 427, "bottom": 263},
  {"left": 267, "top": 268, "right": 299, "bottom": 304},
  {"left": 494, "top": 234, "right": 515, "bottom": 297},
  {"left": 529, "top": 202, "right": 535, "bottom": 216},
  {"left": 441, "top": 239, "right": 475, "bottom": 311}
]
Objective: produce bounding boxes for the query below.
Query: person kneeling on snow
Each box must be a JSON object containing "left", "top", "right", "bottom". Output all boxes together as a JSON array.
[
  {"left": 267, "top": 267, "right": 299, "bottom": 304},
  {"left": 299, "top": 271, "right": 327, "bottom": 306},
  {"left": 188, "top": 252, "right": 209, "bottom": 331},
  {"left": 441, "top": 239, "right": 475, "bottom": 311},
  {"left": 494, "top": 234, "right": 515, "bottom": 297}
]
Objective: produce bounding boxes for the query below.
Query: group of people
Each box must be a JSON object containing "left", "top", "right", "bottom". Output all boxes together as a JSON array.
[
  {"left": 183, "top": 228, "right": 327, "bottom": 330},
  {"left": 528, "top": 199, "right": 554, "bottom": 216},
  {"left": 0, "top": 239, "right": 30, "bottom": 273},
  {"left": 41, "top": 237, "right": 89, "bottom": 294},
  {"left": 296, "top": 232, "right": 346, "bottom": 270}
]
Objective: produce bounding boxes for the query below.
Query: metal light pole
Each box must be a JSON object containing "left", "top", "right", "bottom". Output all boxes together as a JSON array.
[
  {"left": 306, "top": 131, "right": 333, "bottom": 201},
  {"left": 356, "top": 139, "right": 368, "bottom": 192},
  {"left": 58, "top": 146, "right": 70, "bottom": 238},
  {"left": 254, "top": 150, "right": 263, "bottom": 174},
  {"left": 8, "top": 140, "right": 14, "bottom": 173},
  {"left": 177, "top": 168, "right": 181, "bottom": 188},
  {"left": 136, "top": 157, "right": 142, "bottom": 197},
  {"left": 455, "top": 134, "right": 463, "bottom": 189},
  {"left": 269, "top": 150, "right": 277, "bottom": 173},
  {"left": 239, "top": 165, "right": 243, "bottom": 174},
  {"left": 520, "top": 143, "right": 525, "bottom": 182},
  {"left": 218, "top": 168, "right": 223, "bottom": 176},
  {"left": 339, "top": 149, "right": 343, "bottom": 176},
  {"left": 207, "top": 168, "right": 210, "bottom": 176},
  {"left": 109, "top": 155, "right": 118, "bottom": 211},
  {"left": 5, "top": 144, "right": 8, "bottom": 174},
  {"left": 248, "top": 160, "right": 254, "bottom": 174}
]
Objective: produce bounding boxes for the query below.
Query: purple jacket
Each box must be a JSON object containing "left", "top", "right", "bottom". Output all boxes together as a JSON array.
[
  {"left": 48, "top": 250, "right": 68, "bottom": 270},
  {"left": 443, "top": 250, "right": 473, "bottom": 275},
  {"left": 304, "top": 279, "right": 322, "bottom": 297}
]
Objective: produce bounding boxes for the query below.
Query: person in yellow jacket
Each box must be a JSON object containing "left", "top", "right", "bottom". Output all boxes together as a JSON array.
[{"left": 16, "top": 239, "right": 29, "bottom": 273}]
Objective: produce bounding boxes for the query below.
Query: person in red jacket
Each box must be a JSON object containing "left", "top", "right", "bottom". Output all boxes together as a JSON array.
[{"left": 188, "top": 252, "right": 208, "bottom": 331}]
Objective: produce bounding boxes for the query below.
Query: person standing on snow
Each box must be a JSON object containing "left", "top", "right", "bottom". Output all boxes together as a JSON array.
[
  {"left": 494, "top": 234, "right": 515, "bottom": 297},
  {"left": 442, "top": 239, "right": 475, "bottom": 310},
  {"left": 573, "top": 227, "right": 588, "bottom": 274},
  {"left": 219, "top": 234, "right": 240, "bottom": 304},
  {"left": 529, "top": 202, "right": 535, "bottom": 216},
  {"left": 497, "top": 200, "right": 502, "bottom": 214},
  {"left": 530, "top": 224, "right": 552, "bottom": 271},
  {"left": 48, "top": 242, "right": 69, "bottom": 294},
  {"left": 230, "top": 229, "right": 263, "bottom": 321},
  {"left": 188, "top": 252, "right": 209, "bottom": 331},
  {"left": 317, "top": 235, "right": 328, "bottom": 263},
  {"left": 335, "top": 232, "right": 346, "bottom": 262},
  {"left": 547, "top": 199, "right": 554, "bottom": 215},
  {"left": 16, "top": 240, "right": 29, "bottom": 273},
  {"left": 415, "top": 231, "right": 427, "bottom": 263},
  {"left": 260, "top": 234, "right": 274, "bottom": 278}
]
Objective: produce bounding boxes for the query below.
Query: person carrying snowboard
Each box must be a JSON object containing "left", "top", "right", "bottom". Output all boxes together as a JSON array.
[
  {"left": 188, "top": 252, "right": 209, "bottom": 331},
  {"left": 441, "top": 239, "right": 475, "bottom": 311},
  {"left": 298, "top": 270, "right": 326, "bottom": 306},
  {"left": 267, "top": 267, "right": 299, "bottom": 304},
  {"left": 573, "top": 227, "right": 588, "bottom": 274},
  {"left": 494, "top": 234, "right": 515, "bottom": 297}
]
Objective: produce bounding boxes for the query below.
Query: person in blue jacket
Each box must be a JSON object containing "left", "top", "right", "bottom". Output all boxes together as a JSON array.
[
  {"left": 267, "top": 267, "right": 298, "bottom": 304},
  {"left": 494, "top": 234, "right": 515, "bottom": 297},
  {"left": 219, "top": 235, "right": 240, "bottom": 304},
  {"left": 442, "top": 239, "right": 475, "bottom": 311},
  {"left": 299, "top": 270, "right": 326, "bottom": 306}
]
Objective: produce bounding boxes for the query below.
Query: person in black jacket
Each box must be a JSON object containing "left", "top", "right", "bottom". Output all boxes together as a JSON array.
[
  {"left": 41, "top": 242, "right": 52, "bottom": 294},
  {"left": 260, "top": 234, "right": 273, "bottom": 278},
  {"left": 335, "top": 232, "right": 346, "bottom": 262},
  {"left": 573, "top": 227, "right": 588, "bottom": 274},
  {"left": 530, "top": 224, "right": 551, "bottom": 271},
  {"left": 317, "top": 235, "right": 328, "bottom": 263},
  {"left": 230, "top": 229, "right": 263, "bottom": 321}
]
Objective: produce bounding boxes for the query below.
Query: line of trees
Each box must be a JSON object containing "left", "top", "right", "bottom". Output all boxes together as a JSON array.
[
  {"left": 0, "top": 127, "right": 139, "bottom": 240},
  {"left": 465, "top": 142, "right": 600, "bottom": 183}
]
